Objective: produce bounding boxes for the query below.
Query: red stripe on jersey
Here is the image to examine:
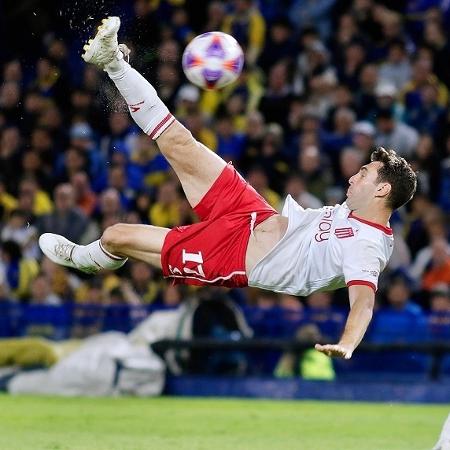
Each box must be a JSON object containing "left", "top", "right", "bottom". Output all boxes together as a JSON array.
[
  {"left": 347, "top": 280, "right": 376, "bottom": 292},
  {"left": 348, "top": 212, "right": 393, "bottom": 235}
]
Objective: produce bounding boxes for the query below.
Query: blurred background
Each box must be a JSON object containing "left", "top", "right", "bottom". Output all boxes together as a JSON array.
[{"left": 0, "top": 0, "right": 449, "bottom": 399}]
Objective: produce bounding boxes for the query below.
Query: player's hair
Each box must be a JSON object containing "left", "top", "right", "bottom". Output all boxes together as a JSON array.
[{"left": 370, "top": 147, "right": 417, "bottom": 210}]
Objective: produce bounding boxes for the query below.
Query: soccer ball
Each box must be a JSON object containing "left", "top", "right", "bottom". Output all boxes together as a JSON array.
[{"left": 182, "top": 32, "right": 244, "bottom": 90}]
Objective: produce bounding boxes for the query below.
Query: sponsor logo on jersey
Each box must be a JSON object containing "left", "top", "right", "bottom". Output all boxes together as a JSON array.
[
  {"left": 334, "top": 227, "right": 354, "bottom": 239},
  {"left": 314, "top": 209, "right": 333, "bottom": 242},
  {"left": 362, "top": 269, "right": 379, "bottom": 277}
]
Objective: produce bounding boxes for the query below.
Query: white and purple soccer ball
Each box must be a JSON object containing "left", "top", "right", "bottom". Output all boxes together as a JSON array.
[{"left": 182, "top": 32, "right": 244, "bottom": 90}]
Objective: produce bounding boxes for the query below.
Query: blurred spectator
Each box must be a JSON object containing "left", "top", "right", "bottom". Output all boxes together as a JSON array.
[
  {"left": 411, "top": 134, "right": 441, "bottom": 198},
  {"left": 17, "top": 177, "right": 53, "bottom": 219},
  {"left": 297, "top": 145, "right": 333, "bottom": 201},
  {"left": 378, "top": 39, "right": 412, "bottom": 91},
  {"left": 174, "top": 84, "right": 200, "bottom": 121},
  {"left": 321, "top": 107, "right": 355, "bottom": 155},
  {"left": 351, "top": 121, "right": 376, "bottom": 160},
  {"left": 1, "top": 209, "right": 38, "bottom": 259},
  {"left": 259, "top": 60, "right": 293, "bottom": 127},
  {"left": 307, "top": 292, "right": 344, "bottom": 336},
  {"left": 242, "top": 123, "right": 289, "bottom": 192},
  {"left": 41, "top": 257, "right": 77, "bottom": 302},
  {"left": 0, "top": 177, "right": 18, "bottom": 220},
  {"left": 95, "top": 188, "right": 125, "bottom": 230},
  {"left": 29, "top": 273, "right": 61, "bottom": 305},
  {"left": 274, "top": 323, "right": 335, "bottom": 380},
  {"left": 70, "top": 172, "right": 98, "bottom": 217},
  {"left": 149, "top": 180, "right": 182, "bottom": 227},
  {"left": 215, "top": 113, "right": 245, "bottom": 161},
  {"left": 121, "top": 261, "right": 161, "bottom": 305},
  {"left": 282, "top": 173, "right": 323, "bottom": 210},
  {"left": 421, "top": 237, "right": 450, "bottom": 291},
  {"left": 37, "top": 184, "right": 89, "bottom": 244},
  {"left": 369, "top": 276, "right": 428, "bottom": 343},
  {"left": 422, "top": 18, "right": 450, "bottom": 88},
  {"left": 338, "top": 147, "right": 365, "bottom": 187},
  {"left": 293, "top": 39, "right": 337, "bottom": 110},
  {"left": 171, "top": 7, "right": 195, "bottom": 44},
  {"left": 373, "top": 81, "right": 404, "bottom": 121},
  {"left": 337, "top": 40, "right": 367, "bottom": 91},
  {"left": 0, "top": 81, "right": 22, "bottom": 123},
  {"left": 375, "top": 107, "right": 419, "bottom": 158},
  {"left": 402, "top": 55, "right": 448, "bottom": 108},
  {"left": 258, "top": 17, "right": 295, "bottom": 72},
  {"left": 107, "top": 164, "right": 135, "bottom": 211},
  {"left": 289, "top": 0, "right": 336, "bottom": 40},
  {"left": 428, "top": 286, "right": 450, "bottom": 341},
  {"left": 0, "top": 240, "right": 39, "bottom": 300},
  {"left": 0, "top": 126, "right": 23, "bottom": 193},
  {"left": 183, "top": 109, "right": 217, "bottom": 151},
  {"left": 29, "top": 57, "right": 69, "bottom": 108},
  {"left": 101, "top": 111, "right": 138, "bottom": 160},
  {"left": 222, "top": 0, "right": 266, "bottom": 67},
  {"left": 246, "top": 166, "right": 280, "bottom": 209},
  {"left": 156, "top": 62, "right": 182, "bottom": 111},
  {"left": 203, "top": 1, "right": 226, "bottom": 32},
  {"left": 162, "top": 283, "right": 183, "bottom": 307},
  {"left": 68, "top": 122, "right": 107, "bottom": 192}
]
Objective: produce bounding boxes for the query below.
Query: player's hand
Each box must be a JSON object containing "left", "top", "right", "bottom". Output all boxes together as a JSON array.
[{"left": 315, "top": 343, "right": 353, "bottom": 359}]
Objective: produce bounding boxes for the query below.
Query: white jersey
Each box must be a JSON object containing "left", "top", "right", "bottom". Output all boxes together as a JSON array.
[{"left": 248, "top": 195, "right": 394, "bottom": 296}]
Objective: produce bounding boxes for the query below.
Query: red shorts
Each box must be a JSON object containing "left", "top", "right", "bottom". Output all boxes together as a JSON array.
[{"left": 161, "top": 164, "right": 277, "bottom": 288}]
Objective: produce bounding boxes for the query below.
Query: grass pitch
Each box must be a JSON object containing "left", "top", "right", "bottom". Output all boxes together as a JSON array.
[{"left": 0, "top": 395, "right": 446, "bottom": 450}]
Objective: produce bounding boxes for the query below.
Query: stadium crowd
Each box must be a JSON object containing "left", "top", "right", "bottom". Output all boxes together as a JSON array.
[{"left": 0, "top": 0, "right": 449, "bottom": 347}]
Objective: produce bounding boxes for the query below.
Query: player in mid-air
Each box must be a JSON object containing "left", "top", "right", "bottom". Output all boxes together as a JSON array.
[{"left": 39, "top": 17, "right": 417, "bottom": 359}]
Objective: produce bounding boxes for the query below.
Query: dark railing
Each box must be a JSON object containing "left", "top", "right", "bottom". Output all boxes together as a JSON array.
[{"left": 151, "top": 338, "right": 450, "bottom": 381}]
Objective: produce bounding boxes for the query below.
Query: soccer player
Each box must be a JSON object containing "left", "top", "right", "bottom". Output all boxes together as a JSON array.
[{"left": 39, "top": 17, "right": 417, "bottom": 359}]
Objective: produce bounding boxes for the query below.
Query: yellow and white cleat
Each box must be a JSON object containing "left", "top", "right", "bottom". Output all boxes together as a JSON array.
[{"left": 81, "top": 16, "right": 122, "bottom": 67}]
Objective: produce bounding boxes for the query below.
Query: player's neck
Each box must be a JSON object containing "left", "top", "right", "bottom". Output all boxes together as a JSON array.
[{"left": 349, "top": 206, "right": 392, "bottom": 228}]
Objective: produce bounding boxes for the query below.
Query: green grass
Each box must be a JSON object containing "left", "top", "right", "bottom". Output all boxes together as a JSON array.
[{"left": 0, "top": 395, "right": 447, "bottom": 450}]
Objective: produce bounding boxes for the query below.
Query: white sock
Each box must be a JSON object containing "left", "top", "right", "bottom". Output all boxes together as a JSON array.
[
  {"left": 72, "top": 240, "right": 127, "bottom": 271},
  {"left": 105, "top": 59, "right": 175, "bottom": 139}
]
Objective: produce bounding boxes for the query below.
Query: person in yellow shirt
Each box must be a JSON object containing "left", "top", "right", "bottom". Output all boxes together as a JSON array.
[
  {"left": 0, "top": 178, "right": 18, "bottom": 219},
  {"left": 0, "top": 240, "right": 39, "bottom": 300},
  {"left": 222, "top": 0, "right": 266, "bottom": 67},
  {"left": 17, "top": 177, "right": 53, "bottom": 217},
  {"left": 182, "top": 109, "right": 217, "bottom": 151},
  {"left": 149, "top": 180, "right": 182, "bottom": 227},
  {"left": 274, "top": 324, "right": 335, "bottom": 380}
]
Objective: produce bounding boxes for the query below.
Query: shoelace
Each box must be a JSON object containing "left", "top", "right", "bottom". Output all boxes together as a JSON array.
[
  {"left": 54, "top": 243, "right": 74, "bottom": 262},
  {"left": 119, "top": 44, "right": 130, "bottom": 62}
]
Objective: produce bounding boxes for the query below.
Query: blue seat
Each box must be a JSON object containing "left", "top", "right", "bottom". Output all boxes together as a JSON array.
[
  {"left": 334, "top": 351, "right": 432, "bottom": 381},
  {"left": 20, "top": 304, "right": 70, "bottom": 340}
]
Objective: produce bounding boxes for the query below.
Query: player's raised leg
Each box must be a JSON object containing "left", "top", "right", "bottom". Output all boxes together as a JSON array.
[
  {"left": 82, "top": 16, "right": 227, "bottom": 208},
  {"left": 39, "top": 16, "right": 226, "bottom": 275},
  {"left": 39, "top": 224, "right": 169, "bottom": 274}
]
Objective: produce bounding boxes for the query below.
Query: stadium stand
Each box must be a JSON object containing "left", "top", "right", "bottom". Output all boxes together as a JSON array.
[{"left": 0, "top": 0, "right": 448, "bottom": 383}]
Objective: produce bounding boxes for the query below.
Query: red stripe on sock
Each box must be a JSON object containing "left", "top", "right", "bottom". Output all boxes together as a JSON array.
[
  {"left": 149, "top": 114, "right": 175, "bottom": 139},
  {"left": 99, "top": 240, "right": 124, "bottom": 261}
]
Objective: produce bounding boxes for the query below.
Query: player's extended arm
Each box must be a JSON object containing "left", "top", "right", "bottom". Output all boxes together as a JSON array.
[{"left": 315, "top": 285, "right": 375, "bottom": 359}]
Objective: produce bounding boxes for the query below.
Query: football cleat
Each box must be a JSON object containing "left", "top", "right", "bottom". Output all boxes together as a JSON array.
[
  {"left": 39, "top": 233, "right": 100, "bottom": 274},
  {"left": 81, "top": 16, "right": 123, "bottom": 68}
]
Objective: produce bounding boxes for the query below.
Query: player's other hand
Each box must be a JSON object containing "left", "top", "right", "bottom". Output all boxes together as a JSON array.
[{"left": 315, "top": 343, "right": 353, "bottom": 359}]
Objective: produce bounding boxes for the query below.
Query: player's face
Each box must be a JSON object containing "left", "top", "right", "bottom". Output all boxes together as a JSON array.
[{"left": 346, "top": 161, "right": 383, "bottom": 210}]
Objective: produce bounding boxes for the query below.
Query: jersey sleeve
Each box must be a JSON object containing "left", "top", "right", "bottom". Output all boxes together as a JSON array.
[{"left": 342, "top": 239, "right": 385, "bottom": 292}]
